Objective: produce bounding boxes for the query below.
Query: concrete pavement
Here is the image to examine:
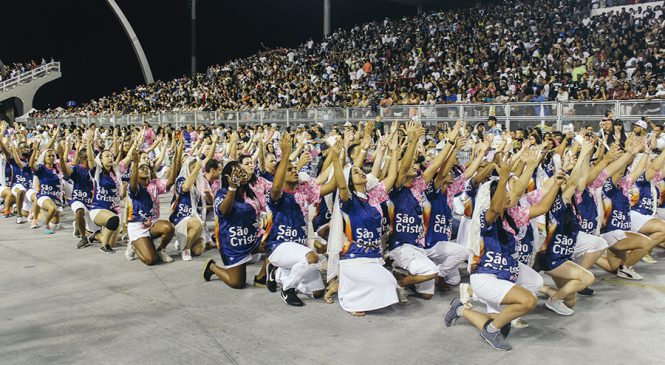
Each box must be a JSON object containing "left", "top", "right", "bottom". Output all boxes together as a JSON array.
[{"left": 1, "top": 197, "right": 664, "bottom": 365}]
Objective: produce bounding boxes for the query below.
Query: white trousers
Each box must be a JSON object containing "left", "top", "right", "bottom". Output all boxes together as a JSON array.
[
  {"left": 269, "top": 241, "right": 324, "bottom": 294},
  {"left": 426, "top": 241, "right": 469, "bottom": 285}
]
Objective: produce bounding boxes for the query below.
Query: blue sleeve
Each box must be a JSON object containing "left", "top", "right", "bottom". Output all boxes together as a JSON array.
[
  {"left": 480, "top": 210, "right": 494, "bottom": 236},
  {"left": 340, "top": 196, "right": 353, "bottom": 214},
  {"left": 214, "top": 189, "right": 227, "bottom": 217}
]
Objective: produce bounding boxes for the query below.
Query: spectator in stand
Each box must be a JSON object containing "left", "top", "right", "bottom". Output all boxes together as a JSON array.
[{"left": 31, "top": 0, "right": 665, "bottom": 120}]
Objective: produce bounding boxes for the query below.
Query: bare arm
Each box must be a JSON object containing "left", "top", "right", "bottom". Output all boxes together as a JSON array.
[
  {"left": 58, "top": 142, "right": 73, "bottom": 177},
  {"left": 330, "top": 142, "right": 350, "bottom": 202},
  {"left": 270, "top": 134, "right": 292, "bottom": 202},
  {"left": 486, "top": 157, "right": 510, "bottom": 224},
  {"left": 529, "top": 173, "right": 565, "bottom": 219},
  {"left": 28, "top": 142, "right": 39, "bottom": 172},
  {"left": 181, "top": 161, "right": 202, "bottom": 193},
  {"left": 423, "top": 121, "right": 462, "bottom": 183},
  {"left": 129, "top": 151, "right": 140, "bottom": 194},
  {"left": 86, "top": 138, "right": 96, "bottom": 169},
  {"left": 395, "top": 122, "right": 423, "bottom": 188}
]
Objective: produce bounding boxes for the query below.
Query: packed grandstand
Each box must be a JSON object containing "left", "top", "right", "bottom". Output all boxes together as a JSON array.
[{"left": 31, "top": 0, "right": 664, "bottom": 119}]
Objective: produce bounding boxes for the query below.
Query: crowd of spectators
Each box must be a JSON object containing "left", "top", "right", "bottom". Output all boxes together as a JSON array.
[
  {"left": 35, "top": 0, "right": 664, "bottom": 119},
  {"left": 0, "top": 58, "right": 53, "bottom": 83}
]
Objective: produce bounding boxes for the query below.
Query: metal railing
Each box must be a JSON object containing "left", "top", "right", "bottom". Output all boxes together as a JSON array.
[
  {"left": 29, "top": 99, "right": 665, "bottom": 131},
  {"left": 0, "top": 62, "right": 61, "bottom": 93}
]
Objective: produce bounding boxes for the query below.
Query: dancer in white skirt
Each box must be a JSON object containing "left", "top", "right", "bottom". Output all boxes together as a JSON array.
[{"left": 328, "top": 137, "right": 400, "bottom": 316}]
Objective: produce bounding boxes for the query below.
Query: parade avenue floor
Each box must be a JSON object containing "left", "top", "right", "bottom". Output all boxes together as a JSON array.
[{"left": 1, "top": 196, "right": 664, "bottom": 365}]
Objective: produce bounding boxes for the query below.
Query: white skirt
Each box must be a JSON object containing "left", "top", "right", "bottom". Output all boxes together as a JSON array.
[{"left": 338, "top": 258, "right": 398, "bottom": 313}]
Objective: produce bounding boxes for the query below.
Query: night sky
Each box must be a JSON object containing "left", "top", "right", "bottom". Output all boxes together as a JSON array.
[{"left": 3, "top": 0, "right": 469, "bottom": 109}]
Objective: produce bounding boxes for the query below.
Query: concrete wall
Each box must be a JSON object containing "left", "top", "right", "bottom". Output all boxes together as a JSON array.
[{"left": 0, "top": 70, "right": 61, "bottom": 119}]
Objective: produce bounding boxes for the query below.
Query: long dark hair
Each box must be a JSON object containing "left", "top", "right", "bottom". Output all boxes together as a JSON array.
[
  {"left": 239, "top": 154, "right": 258, "bottom": 185},
  {"left": 221, "top": 161, "right": 255, "bottom": 201},
  {"left": 489, "top": 179, "right": 518, "bottom": 237}
]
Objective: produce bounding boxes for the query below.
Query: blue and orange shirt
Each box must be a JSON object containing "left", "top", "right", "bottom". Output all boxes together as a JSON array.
[
  {"left": 214, "top": 188, "right": 260, "bottom": 266},
  {"left": 128, "top": 184, "right": 154, "bottom": 223},
  {"left": 11, "top": 157, "right": 32, "bottom": 189},
  {"left": 601, "top": 176, "right": 632, "bottom": 233},
  {"left": 169, "top": 176, "right": 202, "bottom": 225},
  {"left": 34, "top": 165, "right": 62, "bottom": 203},
  {"left": 339, "top": 182, "right": 389, "bottom": 259},
  {"left": 630, "top": 172, "right": 657, "bottom": 216},
  {"left": 388, "top": 177, "right": 427, "bottom": 250},
  {"left": 90, "top": 167, "right": 119, "bottom": 212},
  {"left": 262, "top": 191, "right": 309, "bottom": 254},
  {"left": 474, "top": 210, "right": 519, "bottom": 282},
  {"left": 68, "top": 165, "right": 94, "bottom": 207},
  {"left": 539, "top": 192, "right": 580, "bottom": 271}
]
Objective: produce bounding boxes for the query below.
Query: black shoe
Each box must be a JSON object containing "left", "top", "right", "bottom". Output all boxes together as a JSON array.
[
  {"left": 500, "top": 321, "right": 511, "bottom": 338},
  {"left": 88, "top": 231, "right": 99, "bottom": 244},
  {"left": 578, "top": 287, "right": 595, "bottom": 296},
  {"left": 254, "top": 275, "right": 267, "bottom": 288},
  {"left": 266, "top": 263, "right": 277, "bottom": 293},
  {"left": 99, "top": 244, "right": 115, "bottom": 253},
  {"left": 280, "top": 288, "right": 304, "bottom": 306},
  {"left": 76, "top": 237, "right": 90, "bottom": 249},
  {"left": 202, "top": 258, "right": 215, "bottom": 281}
]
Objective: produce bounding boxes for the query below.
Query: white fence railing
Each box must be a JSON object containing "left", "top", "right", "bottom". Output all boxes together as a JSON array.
[
  {"left": 29, "top": 100, "right": 665, "bottom": 131},
  {"left": 0, "top": 62, "right": 61, "bottom": 94}
]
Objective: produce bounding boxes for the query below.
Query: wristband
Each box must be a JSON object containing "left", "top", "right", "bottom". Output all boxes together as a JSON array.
[
  {"left": 447, "top": 139, "right": 455, "bottom": 145},
  {"left": 228, "top": 187, "right": 237, "bottom": 192}
]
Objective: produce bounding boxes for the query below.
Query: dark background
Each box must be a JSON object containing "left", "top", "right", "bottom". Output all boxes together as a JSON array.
[{"left": 2, "top": 0, "right": 471, "bottom": 109}]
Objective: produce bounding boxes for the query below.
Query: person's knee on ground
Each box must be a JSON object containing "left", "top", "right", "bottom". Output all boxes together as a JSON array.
[
  {"left": 419, "top": 293, "right": 434, "bottom": 300},
  {"left": 105, "top": 215, "right": 120, "bottom": 232},
  {"left": 191, "top": 240, "right": 204, "bottom": 256}
]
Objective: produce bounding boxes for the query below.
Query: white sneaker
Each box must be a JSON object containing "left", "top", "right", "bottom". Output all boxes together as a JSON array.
[
  {"left": 617, "top": 265, "right": 643, "bottom": 280},
  {"left": 511, "top": 317, "right": 529, "bottom": 328},
  {"left": 16, "top": 216, "right": 26, "bottom": 224},
  {"left": 174, "top": 239, "right": 181, "bottom": 251},
  {"left": 641, "top": 254, "right": 657, "bottom": 264},
  {"left": 396, "top": 287, "right": 410, "bottom": 305},
  {"left": 72, "top": 222, "right": 81, "bottom": 238},
  {"left": 459, "top": 283, "right": 472, "bottom": 307},
  {"left": 181, "top": 249, "right": 192, "bottom": 261},
  {"left": 158, "top": 250, "right": 173, "bottom": 263},
  {"left": 545, "top": 298, "right": 574, "bottom": 316},
  {"left": 125, "top": 244, "right": 136, "bottom": 261}
]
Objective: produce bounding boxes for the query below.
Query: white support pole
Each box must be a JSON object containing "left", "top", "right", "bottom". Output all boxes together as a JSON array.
[{"left": 105, "top": 0, "right": 154, "bottom": 84}]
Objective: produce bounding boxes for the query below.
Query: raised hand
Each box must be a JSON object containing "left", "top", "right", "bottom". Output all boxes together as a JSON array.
[
  {"left": 448, "top": 120, "right": 464, "bottom": 142},
  {"left": 300, "top": 151, "right": 313, "bottom": 165},
  {"left": 498, "top": 155, "right": 511, "bottom": 178},
  {"left": 554, "top": 171, "right": 567, "bottom": 186},
  {"left": 226, "top": 165, "right": 246, "bottom": 188},
  {"left": 280, "top": 133, "right": 293, "bottom": 154}
]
